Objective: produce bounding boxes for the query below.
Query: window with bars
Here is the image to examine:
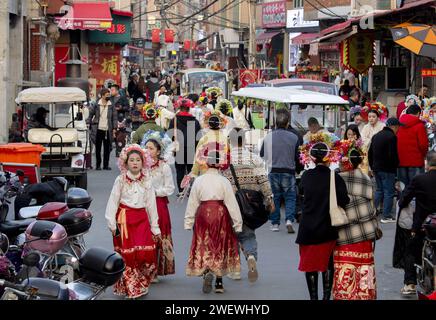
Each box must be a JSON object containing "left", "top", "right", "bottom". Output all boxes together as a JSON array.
[{"left": 293, "top": 0, "right": 304, "bottom": 8}]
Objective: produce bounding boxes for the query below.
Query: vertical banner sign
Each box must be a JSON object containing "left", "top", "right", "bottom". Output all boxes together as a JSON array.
[
  {"left": 262, "top": 1, "right": 287, "bottom": 29},
  {"left": 152, "top": 29, "right": 161, "bottom": 43},
  {"left": 164, "top": 29, "right": 175, "bottom": 43},
  {"left": 239, "top": 69, "right": 261, "bottom": 88},
  {"left": 88, "top": 44, "right": 121, "bottom": 89},
  {"left": 342, "top": 34, "right": 375, "bottom": 74}
]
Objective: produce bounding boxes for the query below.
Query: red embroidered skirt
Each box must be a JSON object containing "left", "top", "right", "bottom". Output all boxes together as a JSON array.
[
  {"left": 186, "top": 200, "right": 241, "bottom": 277},
  {"left": 113, "top": 204, "right": 157, "bottom": 298},
  {"left": 155, "top": 196, "right": 175, "bottom": 276},
  {"left": 298, "top": 240, "right": 336, "bottom": 272},
  {"left": 333, "top": 240, "right": 376, "bottom": 300}
]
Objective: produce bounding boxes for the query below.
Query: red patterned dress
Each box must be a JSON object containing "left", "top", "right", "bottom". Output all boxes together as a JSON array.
[
  {"left": 105, "top": 171, "right": 160, "bottom": 298},
  {"left": 150, "top": 160, "right": 176, "bottom": 276}
]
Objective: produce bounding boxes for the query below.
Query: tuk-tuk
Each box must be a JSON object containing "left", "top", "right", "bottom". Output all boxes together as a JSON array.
[
  {"left": 15, "top": 87, "right": 89, "bottom": 189},
  {"left": 176, "top": 68, "right": 229, "bottom": 99},
  {"left": 231, "top": 86, "right": 349, "bottom": 152}
]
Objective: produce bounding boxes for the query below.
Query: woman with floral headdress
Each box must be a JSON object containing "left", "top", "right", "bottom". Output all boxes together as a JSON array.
[
  {"left": 142, "top": 130, "right": 176, "bottom": 279},
  {"left": 296, "top": 133, "right": 350, "bottom": 300},
  {"left": 105, "top": 144, "right": 160, "bottom": 298},
  {"left": 184, "top": 142, "right": 242, "bottom": 294},
  {"left": 215, "top": 99, "right": 237, "bottom": 134},
  {"left": 131, "top": 103, "right": 164, "bottom": 144},
  {"left": 333, "top": 139, "right": 379, "bottom": 300}
]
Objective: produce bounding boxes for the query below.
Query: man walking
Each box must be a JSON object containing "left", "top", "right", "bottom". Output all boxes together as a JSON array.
[
  {"left": 260, "top": 109, "right": 300, "bottom": 233},
  {"left": 88, "top": 88, "right": 118, "bottom": 171},
  {"left": 368, "top": 117, "right": 401, "bottom": 223},
  {"left": 110, "top": 84, "right": 130, "bottom": 120},
  {"left": 397, "top": 104, "right": 429, "bottom": 187}
]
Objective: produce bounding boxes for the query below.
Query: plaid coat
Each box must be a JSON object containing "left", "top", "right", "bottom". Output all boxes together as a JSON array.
[{"left": 337, "top": 169, "right": 378, "bottom": 246}]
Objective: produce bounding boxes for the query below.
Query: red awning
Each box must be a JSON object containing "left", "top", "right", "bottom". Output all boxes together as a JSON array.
[
  {"left": 111, "top": 10, "right": 133, "bottom": 18},
  {"left": 256, "top": 31, "right": 281, "bottom": 44},
  {"left": 55, "top": 2, "right": 112, "bottom": 31},
  {"left": 292, "top": 33, "right": 320, "bottom": 45}
]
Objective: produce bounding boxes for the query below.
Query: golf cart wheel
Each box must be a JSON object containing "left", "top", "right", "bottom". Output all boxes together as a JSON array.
[{"left": 75, "top": 173, "right": 88, "bottom": 190}]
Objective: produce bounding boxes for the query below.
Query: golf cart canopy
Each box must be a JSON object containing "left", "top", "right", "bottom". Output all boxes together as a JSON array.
[
  {"left": 16, "top": 87, "right": 87, "bottom": 104},
  {"left": 232, "top": 87, "right": 348, "bottom": 106}
]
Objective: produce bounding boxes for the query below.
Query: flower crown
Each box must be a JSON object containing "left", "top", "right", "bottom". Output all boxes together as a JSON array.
[
  {"left": 405, "top": 94, "right": 421, "bottom": 107},
  {"left": 361, "top": 101, "right": 388, "bottom": 122},
  {"left": 203, "top": 110, "right": 228, "bottom": 129},
  {"left": 140, "top": 130, "right": 175, "bottom": 164},
  {"left": 206, "top": 87, "right": 223, "bottom": 98},
  {"left": 174, "top": 97, "right": 194, "bottom": 109},
  {"left": 118, "top": 144, "right": 154, "bottom": 173},
  {"left": 142, "top": 103, "right": 160, "bottom": 120},
  {"left": 215, "top": 99, "right": 233, "bottom": 116},
  {"left": 196, "top": 141, "right": 230, "bottom": 171},
  {"left": 299, "top": 132, "right": 341, "bottom": 166},
  {"left": 337, "top": 139, "right": 365, "bottom": 171}
]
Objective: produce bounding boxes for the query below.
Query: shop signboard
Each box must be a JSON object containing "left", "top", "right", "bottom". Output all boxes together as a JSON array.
[
  {"left": 286, "top": 9, "right": 319, "bottom": 32},
  {"left": 422, "top": 68, "right": 436, "bottom": 77},
  {"left": 342, "top": 33, "right": 375, "bottom": 74},
  {"left": 262, "top": 1, "right": 287, "bottom": 29},
  {"left": 87, "top": 13, "right": 131, "bottom": 44},
  {"left": 88, "top": 44, "right": 122, "bottom": 89}
]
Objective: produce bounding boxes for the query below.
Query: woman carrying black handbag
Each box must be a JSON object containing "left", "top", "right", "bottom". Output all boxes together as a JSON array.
[{"left": 222, "top": 128, "right": 274, "bottom": 283}]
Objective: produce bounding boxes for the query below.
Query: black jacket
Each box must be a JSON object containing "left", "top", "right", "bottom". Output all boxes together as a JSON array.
[
  {"left": 399, "top": 170, "right": 436, "bottom": 232},
  {"left": 368, "top": 127, "right": 399, "bottom": 173},
  {"left": 296, "top": 165, "right": 350, "bottom": 245},
  {"left": 168, "top": 113, "right": 201, "bottom": 165}
]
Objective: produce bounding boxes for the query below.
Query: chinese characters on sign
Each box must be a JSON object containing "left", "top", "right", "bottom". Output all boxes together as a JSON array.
[
  {"left": 106, "top": 24, "right": 126, "bottom": 34},
  {"left": 342, "top": 34, "right": 374, "bottom": 74},
  {"left": 262, "top": 1, "right": 286, "bottom": 29},
  {"left": 88, "top": 44, "right": 121, "bottom": 90},
  {"left": 422, "top": 69, "right": 436, "bottom": 77}
]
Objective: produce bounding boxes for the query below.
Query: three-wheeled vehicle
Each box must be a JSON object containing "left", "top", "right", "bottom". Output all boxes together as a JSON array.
[
  {"left": 16, "top": 87, "right": 89, "bottom": 189},
  {"left": 176, "top": 68, "right": 229, "bottom": 99}
]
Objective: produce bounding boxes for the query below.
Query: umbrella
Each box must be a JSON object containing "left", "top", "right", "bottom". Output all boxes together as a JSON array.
[{"left": 390, "top": 23, "right": 436, "bottom": 58}]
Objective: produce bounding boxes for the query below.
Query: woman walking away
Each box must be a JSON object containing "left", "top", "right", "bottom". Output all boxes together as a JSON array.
[
  {"left": 333, "top": 139, "right": 379, "bottom": 300},
  {"left": 105, "top": 144, "right": 161, "bottom": 298},
  {"left": 143, "top": 131, "right": 176, "bottom": 279},
  {"left": 184, "top": 142, "right": 242, "bottom": 294},
  {"left": 296, "top": 134, "right": 350, "bottom": 300}
]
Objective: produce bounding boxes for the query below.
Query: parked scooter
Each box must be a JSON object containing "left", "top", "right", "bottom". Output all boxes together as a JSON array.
[
  {"left": 0, "top": 247, "right": 125, "bottom": 300},
  {"left": 416, "top": 213, "right": 436, "bottom": 294}
]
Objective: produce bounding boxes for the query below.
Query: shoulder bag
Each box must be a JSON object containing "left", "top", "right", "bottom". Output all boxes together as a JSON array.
[
  {"left": 230, "top": 164, "right": 269, "bottom": 230},
  {"left": 329, "top": 169, "right": 349, "bottom": 227}
]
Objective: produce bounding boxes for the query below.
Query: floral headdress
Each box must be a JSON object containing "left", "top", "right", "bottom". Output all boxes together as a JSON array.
[
  {"left": 215, "top": 99, "right": 233, "bottom": 116},
  {"left": 337, "top": 139, "right": 365, "bottom": 171},
  {"left": 203, "top": 110, "right": 228, "bottom": 129},
  {"left": 206, "top": 87, "right": 223, "bottom": 99},
  {"left": 196, "top": 141, "right": 230, "bottom": 171},
  {"left": 140, "top": 130, "right": 175, "bottom": 164},
  {"left": 117, "top": 144, "right": 154, "bottom": 173},
  {"left": 405, "top": 94, "right": 421, "bottom": 107},
  {"left": 361, "top": 101, "right": 388, "bottom": 122},
  {"left": 174, "top": 97, "right": 195, "bottom": 109},
  {"left": 142, "top": 103, "right": 160, "bottom": 120},
  {"left": 299, "top": 132, "right": 341, "bottom": 166}
]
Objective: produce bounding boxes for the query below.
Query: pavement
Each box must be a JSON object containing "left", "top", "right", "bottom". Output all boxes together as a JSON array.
[{"left": 81, "top": 154, "right": 411, "bottom": 300}]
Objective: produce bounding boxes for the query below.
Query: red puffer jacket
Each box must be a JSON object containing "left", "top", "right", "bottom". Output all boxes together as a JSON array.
[{"left": 397, "top": 114, "right": 429, "bottom": 167}]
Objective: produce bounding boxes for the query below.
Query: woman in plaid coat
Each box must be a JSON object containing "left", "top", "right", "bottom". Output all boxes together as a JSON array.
[{"left": 333, "top": 141, "right": 379, "bottom": 300}]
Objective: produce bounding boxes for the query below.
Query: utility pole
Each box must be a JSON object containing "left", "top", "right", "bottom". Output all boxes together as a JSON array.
[
  {"left": 159, "top": 0, "right": 167, "bottom": 73},
  {"left": 248, "top": 0, "right": 256, "bottom": 69},
  {"left": 189, "top": 21, "right": 195, "bottom": 59}
]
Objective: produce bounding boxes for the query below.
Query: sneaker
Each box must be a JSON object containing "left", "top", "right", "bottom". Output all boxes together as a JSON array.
[
  {"left": 247, "top": 255, "right": 258, "bottom": 283},
  {"left": 381, "top": 217, "right": 396, "bottom": 224},
  {"left": 270, "top": 224, "right": 280, "bottom": 232},
  {"left": 226, "top": 272, "right": 241, "bottom": 280},
  {"left": 401, "top": 284, "right": 417, "bottom": 296},
  {"left": 215, "top": 279, "right": 224, "bottom": 293},
  {"left": 202, "top": 271, "right": 214, "bottom": 294},
  {"left": 286, "top": 220, "right": 295, "bottom": 234}
]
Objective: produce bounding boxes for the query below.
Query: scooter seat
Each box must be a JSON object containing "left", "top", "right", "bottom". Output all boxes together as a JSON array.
[
  {"left": 18, "top": 206, "right": 43, "bottom": 219},
  {"left": 21, "top": 278, "right": 70, "bottom": 300},
  {"left": 0, "top": 219, "right": 35, "bottom": 238}
]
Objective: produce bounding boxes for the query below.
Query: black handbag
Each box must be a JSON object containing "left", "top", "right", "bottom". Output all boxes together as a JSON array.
[{"left": 230, "top": 164, "right": 269, "bottom": 230}]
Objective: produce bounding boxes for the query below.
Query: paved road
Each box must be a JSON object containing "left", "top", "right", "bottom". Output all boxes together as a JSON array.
[{"left": 82, "top": 155, "right": 408, "bottom": 300}]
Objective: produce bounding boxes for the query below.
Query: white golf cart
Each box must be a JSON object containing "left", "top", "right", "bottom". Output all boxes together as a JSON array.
[{"left": 16, "top": 87, "right": 89, "bottom": 189}]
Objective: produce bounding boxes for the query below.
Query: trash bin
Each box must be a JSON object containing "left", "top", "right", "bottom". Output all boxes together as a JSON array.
[{"left": 0, "top": 143, "right": 45, "bottom": 167}]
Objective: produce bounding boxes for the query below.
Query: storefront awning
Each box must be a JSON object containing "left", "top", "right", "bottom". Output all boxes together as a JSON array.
[
  {"left": 55, "top": 2, "right": 112, "bottom": 31},
  {"left": 256, "top": 31, "right": 281, "bottom": 44},
  {"left": 291, "top": 33, "right": 319, "bottom": 45}
]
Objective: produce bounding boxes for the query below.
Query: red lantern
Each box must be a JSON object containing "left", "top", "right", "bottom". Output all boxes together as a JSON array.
[
  {"left": 184, "top": 40, "right": 191, "bottom": 51},
  {"left": 152, "top": 29, "right": 160, "bottom": 43},
  {"left": 164, "top": 29, "right": 174, "bottom": 43}
]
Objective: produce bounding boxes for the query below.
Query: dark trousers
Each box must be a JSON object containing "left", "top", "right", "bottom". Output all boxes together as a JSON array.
[
  {"left": 95, "top": 129, "right": 111, "bottom": 169},
  {"left": 175, "top": 163, "right": 193, "bottom": 191},
  {"left": 404, "top": 232, "right": 425, "bottom": 285}
]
